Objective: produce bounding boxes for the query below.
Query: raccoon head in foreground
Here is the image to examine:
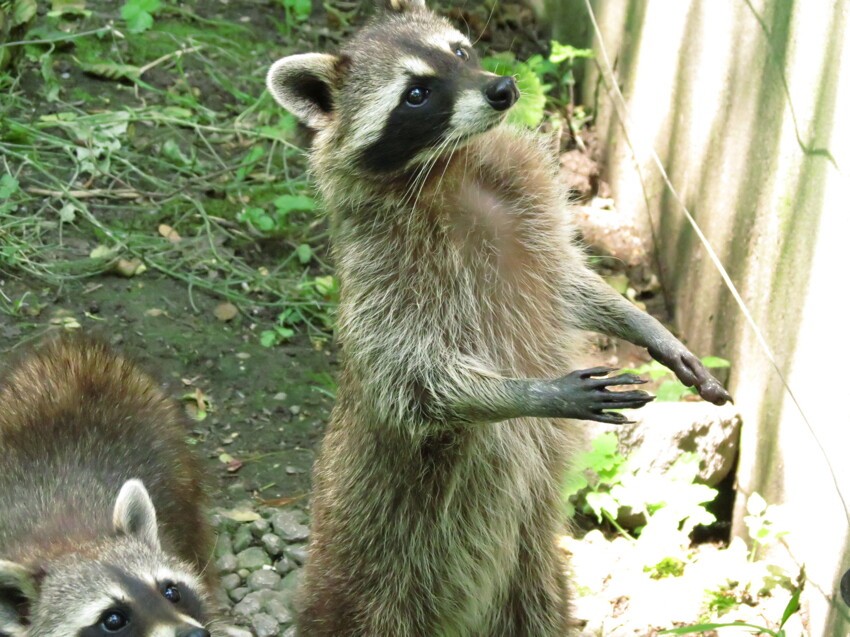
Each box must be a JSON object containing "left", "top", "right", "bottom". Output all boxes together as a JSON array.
[
  {"left": 266, "top": 0, "right": 519, "bottom": 178},
  {"left": 0, "top": 481, "right": 213, "bottom": 637}
]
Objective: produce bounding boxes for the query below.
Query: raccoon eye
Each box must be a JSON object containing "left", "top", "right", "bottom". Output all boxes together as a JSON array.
[
  {"left": 163, "top": 583, "right": 181, "bottom": 603},
  {"left": 99, "top": 610, "right": 129, "bottom": 632},
  {"left": 455, "top": 47, "right": 469, "bottom": 61},
  {"left": 405, "top": 86, "right": 430, "bottom": 107}
]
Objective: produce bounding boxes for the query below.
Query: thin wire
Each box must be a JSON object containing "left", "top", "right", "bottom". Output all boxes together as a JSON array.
[{"left": 581, "top": 0, "right": 850, "bottom": 528}]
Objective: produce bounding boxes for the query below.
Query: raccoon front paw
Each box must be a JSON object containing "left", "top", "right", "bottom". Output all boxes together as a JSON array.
[
  {"left": 648, "top": 345, "right": 732, "bottom": 406},
  {"left": 552, "top": 367, "right": 654, "bottom": 424}
]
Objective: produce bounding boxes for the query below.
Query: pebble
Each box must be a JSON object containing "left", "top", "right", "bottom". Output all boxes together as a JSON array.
[
  {"left": 284, "top": 544, "right": 309, "bottom": 566},
  {"left": 262, "top": 533, "right": 284, "bottom": 558},
  {"left": 228, "top": 587, "right": 249, "bottom": 603},
  {"left": 251, "top": 613, "right": 280, "bottom": 637},
  {"left": 236, "top": 547, "right": 270, "bottom": 570},
  {"left": 221, "top": 573, "right": 242, "bottom": 592},
  {"left": 247, "top": 568, "right": 281, "bottom": 591},
  {"left": 251, "top": 518, "right": 271, "bottom": 538},
  {"left": 232, "top": 525, "right": 254, "bottom": 553},
  {"left": 214, "top": 531, "right": 233, "bottom": 558},
  {"left": 216, "top": 554, "right": 238, "bottom": 574}
]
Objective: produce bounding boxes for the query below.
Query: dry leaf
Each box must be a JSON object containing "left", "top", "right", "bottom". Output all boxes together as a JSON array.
[
  {"left": 213, "top": 302, "right": 238, "bottom": 322},
  {"left": 113, "top": 258, "right": 146, "bottom": 277},
  {"left": 220, "top": 508, "right": 261, "bottom": 523},
  {"left": 158, "top": 224, "right": 182, "bottom": 243},
  {"left": 225, "top": 459, "right": 243, "bottom": 473},
  {"left": 144, "top": 308, "right": 165, "bottom": 317},
  {"left": 258, "top": 495, "right": 307, "bottom": 507}
]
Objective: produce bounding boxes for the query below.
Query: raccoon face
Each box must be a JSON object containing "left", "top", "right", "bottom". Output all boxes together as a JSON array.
[
  {"left": 267, "top": 0, "right": 519, "bottom": 175},
  {"left": 0, "top": 481, "right": 214, "bottom": 637}
]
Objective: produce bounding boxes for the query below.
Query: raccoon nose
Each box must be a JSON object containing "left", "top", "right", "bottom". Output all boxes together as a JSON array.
[
  {"left": 177, "top": 630, "right": 209, "bottom": 637},
  {"left": 484, "top": 76, "right": 519, "bottom": 111}
]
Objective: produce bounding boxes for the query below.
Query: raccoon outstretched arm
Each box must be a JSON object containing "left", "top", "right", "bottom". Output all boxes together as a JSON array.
[
  {"left": 437, "top": 367, "right": 654, "bottom": 425},
  {"left": 570, "top": 274, "right": 732, "bottom": 405}
]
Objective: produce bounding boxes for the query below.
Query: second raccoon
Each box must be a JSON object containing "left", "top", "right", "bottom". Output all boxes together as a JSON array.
[{"left": 0, "top": 337, "right": 219, "bottom": 637}]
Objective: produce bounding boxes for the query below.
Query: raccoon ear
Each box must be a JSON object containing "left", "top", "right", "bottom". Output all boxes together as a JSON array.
[
  {"left": 0, "top": 560, "right": 37, "bottom": 635},
  {"left": 113, "top": 479, "right": 161, "bottom": 550},
  {"left": 377, "top": 0, "right": 426, "bottom": 13},
  {"left": 266, "top": 53, "right": 347, "bottom": 130}
]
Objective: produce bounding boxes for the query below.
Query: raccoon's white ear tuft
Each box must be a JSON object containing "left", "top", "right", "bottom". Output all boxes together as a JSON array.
[
  {"left": 0, "top": 560, "right": 37, "bottom": 636},
  {"left": 113, "top": 479, "right": 161, "bottom": 550},
  {"left": 378, "top": 0, "right": 426, "bottom": 13},
  {"left": 266, "top": 53, "right": 345, "bottom": 130}
]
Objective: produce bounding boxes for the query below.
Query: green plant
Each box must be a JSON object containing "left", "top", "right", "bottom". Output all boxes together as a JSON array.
[
  {"left": 624, "top": 356, "right": 730, "bottom": 402},
  {"left": 238, "top": 193, "right": 316, "bottom": 235},
  {"left": 120, "top": 0, "right": 161, "bottom": 34},
  {"left": 481, "top": 40, "right": 594, "bottom": 128},
  {"left": 563, "top": 434, "right": 717, "bottom": 533},
  {"left": 744, "top": 492, "right": 789, "bottom": 562},
  {"left": 277, "top": 0, "right": 311, "bottom": 35},
  {"left": 662, "top": 584, "right": 802, "bottom": 636}
]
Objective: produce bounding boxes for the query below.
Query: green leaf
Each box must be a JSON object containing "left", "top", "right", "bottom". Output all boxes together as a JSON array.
[
  {"left": 12, "top": 0, "right": 38, "bottom": 27},
  {"left": 585, "top": 491, "right": 619, "bottom": 523},
  {"left": 260, "top": 330, "right": 279, "bottom": 348},
  {"left": 779, "top": 588, "right": 802, "bottom": 628},
  {"left": 701, "top": 355, "right": 731, "bottom": 368},
  {"left": 660, "top": 623, "right": 776, "bottom": 635},
  {"left": 120, "top": 0, "right": 161, "bottom": 34},
  {"left": 481, "top": 54, "right": 547, "bottom": 128},
  {"left": 656, "top": 380, "right": 692, "bottom": 402},
  {"left": 273, "top": 194, "right": 315, "bottom": 215},
  {"left": 549, "top": 41, "right": 594, "bottom": 64},
  {"left": 296, "top": 243, "right": 312, "bottom": 264},
  {"left": 0, "top": 174, "right": 20, "bottom": 199},
  {"left": 78, "top": 61, "right": 141, "bottom": 82}
]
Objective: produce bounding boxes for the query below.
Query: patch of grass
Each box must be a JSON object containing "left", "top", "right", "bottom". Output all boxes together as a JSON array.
[{"left": 1, "top": 1, "right": 334, "bottom": 334}]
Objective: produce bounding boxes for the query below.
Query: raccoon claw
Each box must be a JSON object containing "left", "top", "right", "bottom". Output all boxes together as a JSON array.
[
  {"left": 649, "top": 345, "right": 732, "bottom": 406},
  {"left": 553, "top": 368, "right": 655, "bottom": 423}
]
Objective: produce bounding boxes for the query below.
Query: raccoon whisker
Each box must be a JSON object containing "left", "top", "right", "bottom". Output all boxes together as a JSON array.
[{"left": 474, "top": 0, "right": 499, "bottom": 46}]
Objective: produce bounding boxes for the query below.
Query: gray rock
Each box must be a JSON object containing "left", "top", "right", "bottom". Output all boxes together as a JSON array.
[
  {"left": 219, "top": 626, "right": 253, "bottom": 637},
  {"left": 214, "top": 531, "right": 233, "bottom": 558},
  {"left": 232, "top": 591, "right": 265, "bottom": 616},
  {"left": 281, "top": 627, "right": 297, "bottom": 637},
  {"left": 216, "top": 554, "right": 238, "bottom": 574},
  {"left": 274, "top": 556, "right": 295, "bottom": 576},
  {"left": 262, "top": 533, "right": 284, "bottom": 558},
  {"left": 251, "top": 613, "right": 280, "bottom": 637},
  {"left": 284, "top": 544, "right": 309, "bottom": 566},
  {"left": 220, "top": 573, "right": 242, "bottom": 592},
  {"left": 232, "top": 524, "right": 254, "bottom": 553},
  {"left": 237, "top": 568, "right": 250, "bottom": 579},
  {"left": 266, "top": 596, "right": 294, "bottom": 625},
  {"left": 247, "top": 568, "right": 281, "bottom": 591},
  {"left": 270, "top": 510, "right": 309, "bottom": 541},
  {"left": 278, "top": 569, "right": 302, "bottom": 595},
  {"left": 228, "top": 587, "right": 249, "bottom": 604},
  {"left": 251, "top": 517, "right": 271, "bottom": 538},
  {"left": 596, "top": 402, "right": 742, "bottom": 486},
  {"left": 236, "top": 547, "right": 271, "bottom": 570}
]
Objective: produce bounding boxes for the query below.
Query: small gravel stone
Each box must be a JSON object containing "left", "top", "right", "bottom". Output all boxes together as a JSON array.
[
  {"left": 284, "top": 544, "right": 309, "bottom": 566},
  {"left": 219, "top": 626, "right": 253, "bottom": 637},
  {"left": 228, "top": 587, "right": 249, "bottom": 604},
  {"left": 236, "top": 547, "right": 270, "bottom": 570},
  {"left": 232, "top": 524, "right": 254, "bottom": 553},
  {"left": 214, "top": 531, "right": 233, "bottom": 558},
  {"left": 250, "top": 517, "right": 270, "bottom": 538},
  {"left": 251, "top": 613, "right": 280, "bottom": 637},
  {"left": 281, "top": 627, "right": 297, "bottom": 637},
  {"left": 216, "top": 554, "right": 238, "bottom": 574},
  {"left": 274, "top": 557, "right": 295, "bottom": 576},
  {"left": 265, "top": 596, "right": 294, "bottom": 625},
  {"left": 237, "top": 568, "right": 250, "bottom": 579},
  {"left": 262, "top": 533, "right": 284, "bottom": 558},
  {"left": 232, "top": 591, "right": 264, "bottom": 616},
  {"left": 220, "top": 573, "right": 242, "bottom": 592},
  {"left": 247, "top": 569, "right": 281, "bottom": 591},
  {"left": 269, "top": 510, "right": 309, "bottom": 541},
  {"left": 277, "top": 570, "right": 302, "bottom": 595}
]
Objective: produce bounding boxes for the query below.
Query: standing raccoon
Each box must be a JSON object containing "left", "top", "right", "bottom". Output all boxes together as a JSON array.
[
  {"left": 0, "top": 337, "right": 220, "bottom": 637},
  {"left": 267, "top": 1, "right": 731, "bottom": 634}
]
